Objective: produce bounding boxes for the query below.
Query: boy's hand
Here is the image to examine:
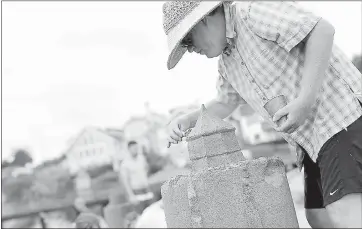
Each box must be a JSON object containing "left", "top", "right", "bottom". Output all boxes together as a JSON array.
[
  {"left": 166, "top": 116, "right": 191, "bottom": 148},
  {"left": 273, "top": 95, "right": 314, "bottom": 133}
]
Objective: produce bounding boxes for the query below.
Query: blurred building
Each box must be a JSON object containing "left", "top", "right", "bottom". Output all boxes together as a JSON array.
[
  {"left": 1, "top": 166, "right": 20, "bottom": 179},
  {"left": 1, "top": 164, "right": 35, "bottom": 178},
  {"left": 225, "top": 104, "right": 284, "bottom": 146},
  {"left": 122, "top": 103, "right": 169, "bottom": 156},
  {"left": 34, "top": 154, "right": 68, "bottom": 172},
  {"left": 225, "top": 105, "right": 294, "bottom": 165},
  {"left": 11, "top": 164, "right": 35, "bottom": 177},
  {"left": 168, "top": 102, "right": 201, "bottom": 121},
  {"left": 64, "top": 126, "right": 126, "bottom": 174},
  {"left": 122, "top": 117, "right": 151, "bottom": 148}
]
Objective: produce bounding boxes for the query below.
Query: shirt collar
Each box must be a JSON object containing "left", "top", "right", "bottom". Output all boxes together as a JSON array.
[
  {"left": 223, "top": 1, "right": 236, "bottom": 40},
  {"left": 222, "top": 1, "right": 236, "bottom": 56}
]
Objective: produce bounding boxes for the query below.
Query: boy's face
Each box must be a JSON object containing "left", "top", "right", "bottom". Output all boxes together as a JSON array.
[{"left": 184, "top": 8, "right": 227, "bottom": 58}]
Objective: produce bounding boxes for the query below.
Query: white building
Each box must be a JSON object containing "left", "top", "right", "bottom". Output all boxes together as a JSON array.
[
  {"left": 64, "top": 126, "right": 126, "bottom": 174},
  {"left": 226, "top": 105, "right": 284, "bottom": 146},
  {"left": 122, "top": 112, "right": 168, "bottom": 155}
]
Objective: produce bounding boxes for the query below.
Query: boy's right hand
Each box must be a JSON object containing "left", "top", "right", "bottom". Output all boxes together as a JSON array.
[{"left": 166, "top": 116, "right": 191, "bottom": 148}]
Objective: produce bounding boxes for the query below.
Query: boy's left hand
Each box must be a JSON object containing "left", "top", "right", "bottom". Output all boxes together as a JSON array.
[{"left": 272, "top": 95, "right": 314, "bottom": 133}]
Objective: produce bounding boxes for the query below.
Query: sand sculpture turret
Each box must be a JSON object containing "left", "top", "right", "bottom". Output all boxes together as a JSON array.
[{"left": 161, "top": 105, "right": 299, "bottom": 228}]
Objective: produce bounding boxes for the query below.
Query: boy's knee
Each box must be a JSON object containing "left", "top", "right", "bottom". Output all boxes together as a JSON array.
[
  {"left": 305, "top": 209, "right": 318, "bottom": 227},
  {"left": 305, "top": 208, "right": 332, "bottom": 228},
  {"left": 326, "top": 193, "right": 362, "bottom": 228}
]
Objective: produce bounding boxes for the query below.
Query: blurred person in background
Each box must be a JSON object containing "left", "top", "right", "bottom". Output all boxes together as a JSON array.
[
  {"left": 74, "top": 197, "right": 91, "bottom": 215},
  {"left": 75, "top": 212, "right": 109, "bottom": 228},
  {"left": 120, "top": 140, "right": 153, "bottom": 214},
  {"left": 163, "top": 1, "right": 361, "bottom": 228},
  {"left": 73, "top": 197, "right": 109, "bottom": 228}
]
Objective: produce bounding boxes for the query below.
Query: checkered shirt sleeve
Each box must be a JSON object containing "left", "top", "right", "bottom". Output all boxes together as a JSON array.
[
  {"left": 245, "top": 1, "right": 322, "bottom": 52},
  {"left": 216, "top": 59, "right": 247, "bottom": 105}
]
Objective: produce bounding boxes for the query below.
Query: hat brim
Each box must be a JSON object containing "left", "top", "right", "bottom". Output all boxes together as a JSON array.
[{"left": 166, "top": 1, "right": 223, "bottom": 70}]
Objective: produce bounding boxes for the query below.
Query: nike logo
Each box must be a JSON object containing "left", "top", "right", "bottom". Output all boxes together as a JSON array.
[{"left": 330, "top": 189, "right": 338, "bottom": 196}]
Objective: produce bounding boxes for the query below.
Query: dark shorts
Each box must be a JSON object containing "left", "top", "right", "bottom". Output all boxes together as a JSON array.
[{"left": 304, "top": 113, "right": 362, "bottom": 209}]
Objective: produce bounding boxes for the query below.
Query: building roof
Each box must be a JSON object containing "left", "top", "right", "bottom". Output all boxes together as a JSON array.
[
  {"left": 64, "top": 126, "right": 124, "bottom": 155},
  {"left": 123, "top": 112, "right": 168, "bottom": 128},
  {"left": 100, "top": 128, "right": 125, "bottom": 141}
]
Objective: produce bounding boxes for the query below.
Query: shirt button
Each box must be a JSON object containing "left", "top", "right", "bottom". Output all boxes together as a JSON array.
[
  {"left": 240, "top": 61, "right": 245, "bottom": 65},
  {"left": 262, "top": 97, "right": 267, "bottom": 101},
  {"left": 251, "top": 79, "right": 255, "bottom": 83}
]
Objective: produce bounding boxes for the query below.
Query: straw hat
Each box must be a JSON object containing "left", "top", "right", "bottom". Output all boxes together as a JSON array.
[{"left": 162, "top": 1, "right": 223, "bottom": 70}]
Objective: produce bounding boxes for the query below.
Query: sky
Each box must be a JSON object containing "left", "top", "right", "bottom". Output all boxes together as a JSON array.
[{"left": 2, "top": 1, "right": 361, "bottom": 164}]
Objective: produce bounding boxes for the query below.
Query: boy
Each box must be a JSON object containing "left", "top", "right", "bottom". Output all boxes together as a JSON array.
[{"left": 163, "top": 1, "right": 362, "bottom": 228}]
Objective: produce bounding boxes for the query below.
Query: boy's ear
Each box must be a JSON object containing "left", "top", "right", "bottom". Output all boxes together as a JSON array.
[{"left": 201, "top": 16, "right": 208, "bottom": 25}]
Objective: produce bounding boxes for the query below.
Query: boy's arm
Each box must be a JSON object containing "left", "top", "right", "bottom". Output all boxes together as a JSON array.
[
  {"left": 113, "top": 157, "right": 122, "bottom": 172},
  {"left": 274, "top": 19, "right": 335, "bottom": 133},
  {"left": 299, "top": 19, "right": 335, "bottom": 103},
  {"left": 243, "top": 2, "right": 335, "bottom": 132},
  {"left": 241, "top": 2, "right": 332, "bottom": 95},
  {"left": 141, "top": 154, "right": 150, "bottom": 176}
]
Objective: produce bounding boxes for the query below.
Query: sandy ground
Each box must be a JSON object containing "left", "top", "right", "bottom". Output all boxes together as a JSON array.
[{"left": 135, "top": 168, "right": 311, "bottom": 228}]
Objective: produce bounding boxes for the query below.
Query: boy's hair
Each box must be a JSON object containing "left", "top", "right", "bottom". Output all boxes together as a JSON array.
[{"left": 127, "top": 140, "right": 138, "bottom": 148}]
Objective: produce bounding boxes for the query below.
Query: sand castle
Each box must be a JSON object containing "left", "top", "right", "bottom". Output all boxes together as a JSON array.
[{"left": 161, "top": 105, "right": 299, "bottom": 228}]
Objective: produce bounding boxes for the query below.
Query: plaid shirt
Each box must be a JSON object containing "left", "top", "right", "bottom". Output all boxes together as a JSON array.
[{"left": 216, "top": 1, "right": 362, "bottom": 168}]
